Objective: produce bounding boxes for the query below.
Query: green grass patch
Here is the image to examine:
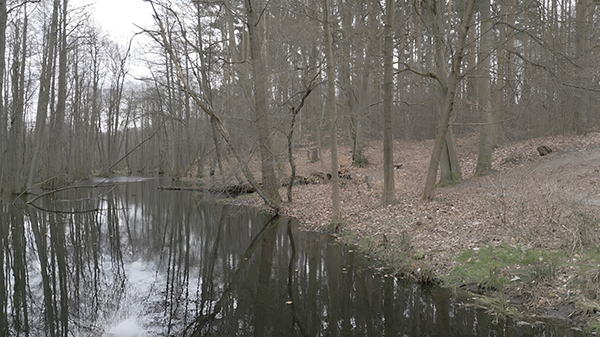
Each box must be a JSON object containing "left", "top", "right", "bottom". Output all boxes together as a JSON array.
[
  {"left": 448, "top": 244, "right": 600, "bottom": 301},
  {"left": 447, "top": 243, "right": 571, "bottom": 290}
]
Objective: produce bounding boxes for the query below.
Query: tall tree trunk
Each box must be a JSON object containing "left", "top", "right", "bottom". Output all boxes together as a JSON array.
[
  {"left": 5, "top": 7, "right": 27, "bottom": 194},
  {"left": 26, "top": 0, "right": 61, "bottom": 190},
  {"left": 382, "top": 0, "right": 395, "bottom": 205},
  {"left": 0, "top": 0, "right": 6, "bottom": 194},
  {"left": 573, "top": 0, "right": 590, "bottom": 135},
  {"left": 423, "top": 0, "right": 476, "bottom": 200},
  {"left": 49, "top": 0, "right": 69, "bottom": 186},
  {"left": 492, "top": 1, "right": 508, "bottom": 148},
  {"left": 244, "top": 0, "right": 281, "bottom": 202},
  {"left": 323, "top": 0, "right": 341, "bottom": 224},
  {"left": 339, "top": 0, "right": 365, "bottom": 167},
  {"left": 429, "top": 0, "right": 462, "bottom": 187},
  {"left": 475, "top": 0, "right": 495, "bottom": 175},
  {"left": 353, "top": 0, "right": 378, "bottom": 167},
  {"left": 308, "top": 44, "right": 327, "bottom": 173}
]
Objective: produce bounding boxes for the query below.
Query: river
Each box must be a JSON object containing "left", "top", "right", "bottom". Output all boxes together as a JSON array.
[{"left": 0, "top": 177, "right": 582, "bottom": 336}]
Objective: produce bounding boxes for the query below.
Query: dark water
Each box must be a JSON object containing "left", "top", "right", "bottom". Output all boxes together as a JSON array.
[{"left": 0, "top": 178, "right": 582, "bottom": 336}]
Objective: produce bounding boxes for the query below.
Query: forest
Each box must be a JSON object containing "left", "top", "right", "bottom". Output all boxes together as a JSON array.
[
  {"left": 1, "top": 0, "right": 600, "bottom": 334},
  {"left": 0, "top": 0, "right": 598, "bottom": 212}
]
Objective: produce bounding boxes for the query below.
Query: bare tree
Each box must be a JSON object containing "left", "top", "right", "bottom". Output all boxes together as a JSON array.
[
  {"left": 243, "top": 0, "right": 281, "bottom": 202},
  {"left": 423, "top": 0, "right": 477, "bottom": 200},
  {"left": 0, "top": 0, "right": 6, "bottom": 196},
  {"left": 382, "top": 0, "right": 395, "bottom": 205},
  {"left": 147, "top": 1, "right": 280, "bottom": 211},
  {"left": 3, "top": 4, "right": 27, "bottom": 195},
  {"left": 26, "top": 0, "right": 61, "bottom": 191},
  {"left": 475, "top": 0, "right": 495, "bottom": 175},
  {"left": 573, "top": 0, "right": 592, "bottom": 135},
  {"left": 323, "top": 0, "right": 341, "bottom": 224}
]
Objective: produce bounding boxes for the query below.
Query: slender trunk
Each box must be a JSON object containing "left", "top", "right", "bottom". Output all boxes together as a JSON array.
[
  {"left": 339, "top": 2, "right": 363, "bottom": 167},
  {"left": 0, "top": 210, "right": 6, "bottom": 335},
  {"left": 573, "top": 0, "right": 589, "bottom": 135},
  {"left": 26, "top": 0, "right": 61, "bottom": 190},
  {"left": 475, "top": 0, "right": 495, "bottom": 175},
  {"left": 5, "top": 9, "right": 27, "bottom": 194},
  {"left": 492, "top": 2, "right": 508, "bottom": 148},
  {"left": 308, "top": 44, "right": 326, "bottom": 173},
  {"left": 287, "top": 87, "right": 314, "bottom": 202},
  {"left": 0, "top": 0, "right": 6, "bottom": 192},
  {"left": 323, "top": 0, "right": 341, "bottom": 224},
  {"left": 244, "top": 0, "right": 281, "bottom": 201},
  {"left": 430, "top": 0, "right": 461, "bottom": 186},
  {"left": 50, "top": 0, "right": 69, "bottom": 185},
  {"left": 423, "top": 0, "right": 476, "bottom": 200},
  {"left": 382, "top": 0, "right": 395, "bottom": 205},
  {"left": 354, "top": 0, "right": 378, "bottom": 167}
]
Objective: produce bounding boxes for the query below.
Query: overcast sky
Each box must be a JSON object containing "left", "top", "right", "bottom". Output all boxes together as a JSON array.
[
  {"left": 72, "top": 0, "right": 156, "bottom": 78},
  {"left": 74, "top": 0, "right": 154, "bottom": 40}
]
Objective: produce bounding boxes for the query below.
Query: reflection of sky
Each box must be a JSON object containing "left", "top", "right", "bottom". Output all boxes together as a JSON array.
[
  {"left": 102, "top": 259, "right": 179, "bottom": 336},
  {"left": 8, "top": 180, "right": 576, "bottom": 336},
  {"left": 99, "top": 181, "right": 205, "bottom": 335}
]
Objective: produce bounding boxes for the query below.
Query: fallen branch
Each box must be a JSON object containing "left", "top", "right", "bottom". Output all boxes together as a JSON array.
[{"left": 158, "top": 183, "right": 256, "bottom": 197}]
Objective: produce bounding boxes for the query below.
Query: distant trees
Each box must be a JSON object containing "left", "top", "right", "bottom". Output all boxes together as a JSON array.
[{"left": 0, "top": 0, "right": 598, "bottom": 208}]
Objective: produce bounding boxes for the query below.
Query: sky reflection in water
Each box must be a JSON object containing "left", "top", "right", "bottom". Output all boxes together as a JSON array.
[{"left": 0, "top": 178, "right": 582, "bottom": 336}]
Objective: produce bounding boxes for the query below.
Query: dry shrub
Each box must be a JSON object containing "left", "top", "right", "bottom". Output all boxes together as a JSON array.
[
  {"left": 499, "top": 172, "right": 599, "bottom": 251},
  {"left": 584, "top": 268, "right": 600, "bottom": 301},
  {"left": 561, "top": 210, "right": 600, "bottom": 252}
]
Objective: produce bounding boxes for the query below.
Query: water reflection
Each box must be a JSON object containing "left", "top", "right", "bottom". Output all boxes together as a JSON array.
[{"left": 1, "top": 178, "right": 582, "bottom": 336}]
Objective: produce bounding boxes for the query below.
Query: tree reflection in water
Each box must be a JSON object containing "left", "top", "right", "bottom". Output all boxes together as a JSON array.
[{"left": 0, "top": 178, "right": 582, "bottom": 336}]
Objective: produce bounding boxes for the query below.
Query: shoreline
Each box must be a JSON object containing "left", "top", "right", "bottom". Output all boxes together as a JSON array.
[{"left": 228, "top": 132, "right": 600, "bottom": 332}]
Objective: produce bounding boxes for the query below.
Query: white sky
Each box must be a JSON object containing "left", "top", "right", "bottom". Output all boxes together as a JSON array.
[
  {"left": 74, "top": 0, "right": 154, "bottom": 40},
  {"left": 72, "top": 0, "right": 155, "bottom": 79}
]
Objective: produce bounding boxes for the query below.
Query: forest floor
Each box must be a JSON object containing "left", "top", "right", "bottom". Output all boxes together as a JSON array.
[{"left": 227, "top": 131, "right": 600, "bottom": 331}]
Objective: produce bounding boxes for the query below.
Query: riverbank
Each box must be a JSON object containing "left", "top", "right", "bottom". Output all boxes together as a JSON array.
[{"left": 229, "top": 132, "right": 600, "bottom": 331}]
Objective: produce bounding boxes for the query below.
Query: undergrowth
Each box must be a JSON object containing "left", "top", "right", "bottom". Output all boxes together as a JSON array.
[
  {"left": 448, "top": 242, "right": 600, "bottom": 326},
  {"left": 337, "top": 226, "right": 438, "bottom": 284}
]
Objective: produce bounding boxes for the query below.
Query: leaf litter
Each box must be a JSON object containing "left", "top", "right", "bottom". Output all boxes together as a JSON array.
[{"left": 232, "top": 131, "right": 600, "bottom": 324}]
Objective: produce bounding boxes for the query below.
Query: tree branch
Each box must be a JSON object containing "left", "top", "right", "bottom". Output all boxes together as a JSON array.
[{"left": 395, "top": 62, "right": 443, "bottom": 87}]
